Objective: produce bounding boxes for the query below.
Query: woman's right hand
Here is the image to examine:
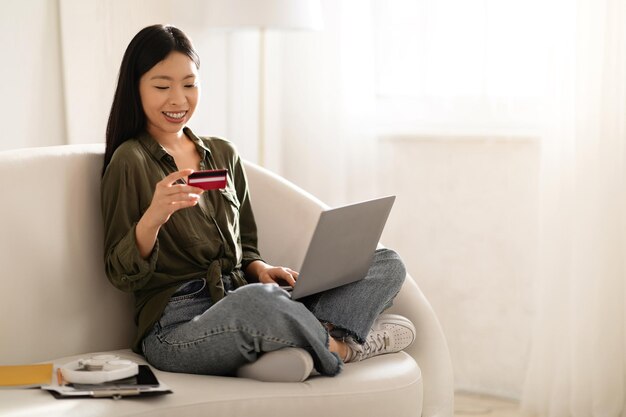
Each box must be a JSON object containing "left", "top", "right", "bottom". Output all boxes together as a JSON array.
[
  {"left": 143, "top": 169, "right": 204, "bottom": 228},
  {"left": 135, "top": 169, "right": 204, "bottom": 258}
]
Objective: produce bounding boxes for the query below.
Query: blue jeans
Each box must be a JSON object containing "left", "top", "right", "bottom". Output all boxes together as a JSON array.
[{"left": 142, "top": 248, "right": 406, "bottom": 376}]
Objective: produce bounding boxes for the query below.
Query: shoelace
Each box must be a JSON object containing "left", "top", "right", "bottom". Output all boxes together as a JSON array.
[
  {"left": 361, "top": 331, "right": 390, "bottom": 359},
  {"left": 345, "top": 331, "right": 390, "bottom": 362}
]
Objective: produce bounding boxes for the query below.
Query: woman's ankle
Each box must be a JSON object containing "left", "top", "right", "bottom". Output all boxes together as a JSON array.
[{"left": 328, "top": 337, "right": 349, "bottom": 361}]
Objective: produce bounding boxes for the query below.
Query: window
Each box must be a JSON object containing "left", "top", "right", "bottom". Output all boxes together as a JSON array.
[{"left": 372, "top": 0, "right": 550, "bottom": 135}]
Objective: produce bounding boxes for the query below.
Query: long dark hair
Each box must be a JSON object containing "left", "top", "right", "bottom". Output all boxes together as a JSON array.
[{"left": 102, "top": 24, "right": 200, "bottom": 175}]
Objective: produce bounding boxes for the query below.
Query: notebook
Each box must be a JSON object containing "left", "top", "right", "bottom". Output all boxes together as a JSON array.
[{"left": 0, "top": 363, "right": 53, "bottom": 388}]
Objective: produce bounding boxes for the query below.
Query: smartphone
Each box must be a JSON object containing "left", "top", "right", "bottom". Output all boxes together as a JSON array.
[{"left": 187, "top": 169, "right": 228, "bottom": 190}]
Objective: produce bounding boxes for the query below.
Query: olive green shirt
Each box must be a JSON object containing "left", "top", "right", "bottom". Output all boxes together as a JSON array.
[{"left": 101, "top": 127, "right": 263, "bottom": 352}]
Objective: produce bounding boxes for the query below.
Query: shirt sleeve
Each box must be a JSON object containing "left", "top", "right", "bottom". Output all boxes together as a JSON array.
[
  {"left": 232, "top": 153, "right": 264, "bottom": 271},
  {"left": 101, "top": 157, "right": 158, "bottom": 292}
]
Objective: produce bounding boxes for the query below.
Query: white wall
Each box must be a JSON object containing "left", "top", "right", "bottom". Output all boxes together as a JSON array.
[
  {"left": 58, "top": 0, "right": 173, "bottom": 145},
  {"left": 276, "top": 122, "right": 541, "bottom": 398},
  {"left": 376, "top": 136, "right": 540, "bottom": 398}
]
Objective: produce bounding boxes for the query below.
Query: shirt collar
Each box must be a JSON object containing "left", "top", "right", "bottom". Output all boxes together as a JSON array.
[
  {"left": 184, "top": 127, "right": 212, "bottom": 159},
  {"left": 137, "top": 126, "right": 211, "bottom": 161}
]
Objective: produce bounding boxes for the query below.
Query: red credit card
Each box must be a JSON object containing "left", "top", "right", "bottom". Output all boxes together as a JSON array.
[{"left": 187, "top": 169, "right": 228, "bottom": 190}]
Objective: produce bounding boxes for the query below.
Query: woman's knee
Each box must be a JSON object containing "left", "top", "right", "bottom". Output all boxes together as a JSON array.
[
  {"left": 231, "top": 282, "right": 288, "bottom": 300},
  {"left": 374, "top": 248, "right": 407, "bottom": 285},
  {"left": 227, "top": 283, "right": 294, "bottom": 315},
  {"left": 225, "top": 284, "right": 316, "bottom": 340}
]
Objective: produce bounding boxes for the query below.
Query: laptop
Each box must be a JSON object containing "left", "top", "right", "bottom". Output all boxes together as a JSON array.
[{"left": 284, "top": 195, "right": 396, "bottom": 300}]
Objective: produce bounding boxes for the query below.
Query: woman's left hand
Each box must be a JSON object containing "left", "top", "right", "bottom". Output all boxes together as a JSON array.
[
  {"left": 258, "top": 266, "right": 299, "bottom": 287},
  {"left": 246, "top": 260, "right": 299, "bottom": 287}
]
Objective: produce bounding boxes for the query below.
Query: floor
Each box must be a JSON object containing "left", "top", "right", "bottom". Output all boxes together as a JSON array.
[{"left": 455, "top": 392, "right": 525, "bottom": 417}]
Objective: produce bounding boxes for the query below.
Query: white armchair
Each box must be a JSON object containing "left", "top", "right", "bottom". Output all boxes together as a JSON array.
[{"left": 0, "top": 144, "right": 453, "bottom": 417}]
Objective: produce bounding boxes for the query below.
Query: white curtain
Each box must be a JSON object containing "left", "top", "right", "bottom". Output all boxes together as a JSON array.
[
  {"left": 522, "top": 0, "right": 626, "bottom": 416},
  {"left": 1, "top": 1, "right": 66, "bottom": 150},
  {"left": 272, "top": 0, "right": 378, "bottom": 206}
]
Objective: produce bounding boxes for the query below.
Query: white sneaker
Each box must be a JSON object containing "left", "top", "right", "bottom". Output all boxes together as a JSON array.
[
  {"left": 344, "top": 314, "right": 416, "bottom": 363},
  {"left": 236, "top": 347, "right": 314, "bottom": 382}
]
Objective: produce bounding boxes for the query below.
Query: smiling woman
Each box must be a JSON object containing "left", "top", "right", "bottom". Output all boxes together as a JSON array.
[{"left": 99, "top": 23, "right": 417, "bottom": 384}]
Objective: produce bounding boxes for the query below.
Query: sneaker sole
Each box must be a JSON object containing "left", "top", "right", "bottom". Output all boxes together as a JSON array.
[
  {"left": 375, "top": 313, "right": 416, "bottom": 329},
  {"left": 236, "top": 347, "right": 314, "bottom": 382}
]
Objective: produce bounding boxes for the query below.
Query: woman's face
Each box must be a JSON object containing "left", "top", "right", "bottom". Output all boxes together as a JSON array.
[{"left": 139, "top": 51, "right": 200, "bottom": 139}]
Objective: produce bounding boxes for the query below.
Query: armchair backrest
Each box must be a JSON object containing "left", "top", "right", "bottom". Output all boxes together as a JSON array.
[{"left": 0, "top": 144, "right": 134, "bottom": 365}]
